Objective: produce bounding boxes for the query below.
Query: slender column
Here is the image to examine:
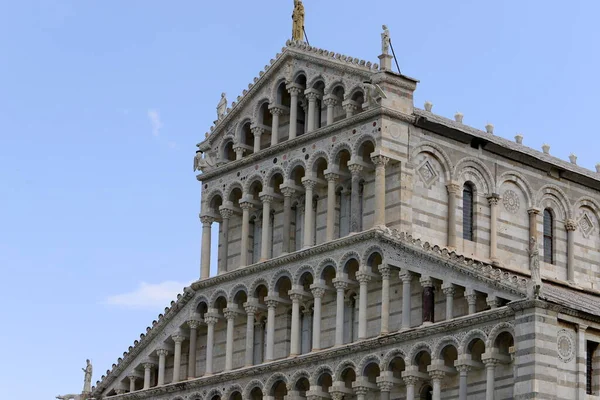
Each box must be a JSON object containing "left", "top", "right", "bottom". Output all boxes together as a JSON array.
[
  {"left": 325, "top": 172, "right": 339, "bottom": 242},
  {"left": 577, "top": 324, "right": 589, "bottom": 399},
  {"left": 486, "top": 294, "right": 499, "bottom": 309},
  {"left": 269, "top": 106, "right": 284, "bottom": 146},
  {"left": 356, "top": 271, "right": 371, "bottom": 340},
  {"left": 128, "top": 376, "right": 138, "bottom": 393},
  {"left": 281, "top": 186, "right": 295, "bottom": 254},
  {"left": 157, "top": 349, "right": 168, "bottom": 386},
  {"left": 233, "top": 145, "right": 245, "bottom": 161},
  {"left": 323, "top": 94, "right": 338, "bottom": 126},
  {"left": 287, "top": 84, "right": 302, "bottom": 140},
  {"left": 465, "top": 288, "right": 477, "bottom": 315},
  {"left": 379, "top": 264, "right": 391, "bottom": 334},
  {"left": 456, "top": 364, "right": 471, "bottom": 400},
  {"left": 349, "top": 163, "right": 364, "bottom": 233},
  {"left": 251, "top": 126, "right": 264, "bottom": 153},
  {"left": 488, "top": 194, "right": 500, "bottom": 261},
  {"left": 302, "top": 179, "right": 317, "bottom": 248},
  {"left": 265, "top": 299, "right": 277, "bottom": 361},
  {"left": 342, "top": 99, "right": 359, "bottom": 118},
  {"left": 224, "top": 309, "right": 236, "bottom": 371},
  {"left": 442, "top": 283, "right": 455, "bottom": 320},
  {"left": 483, "top": 358, "right": 498, "bottom": 400},
  {"left": 566, "top": 219, "right": 577, "bottom": 282},
  {"left": 204, "top": 315, "right": 218, "bottom": 375},
  {"left": 244, "top": 304, "right": 257, "bottom": 367},
  {"left": 171, "top": 335, "right": 185, "bottom": 383},
  {"left": 305, "top": 89, "right": 321, "bottom": 133},
  {"left": 528, "top": 208, "right": 540, "bottom": 242},
  {"left": 446, "top": 182, "right": 460, "bottom": 248},
  {"left": 333, "top": 280, "right": 348, "bottom": 346},
  {"left": 372, "top": 155, "right": 390, "bottom": 228},
  {"left": 377, "top": 380, "right": 392, "bottom": 400},
  {"left": 218, "top": 207, "right": 233, "bottom": 274},
  {"left": 200, "top": 216, "right": 214, "bottom": 280},
  {"left": 311, "top": 287, "right": 325, "bottom": 350},
  {"left": 400, "top": 270, "right": 412, "bottom": 330},
  {"left": 420, "top": 275, "right": 434, "bottom": 325},
  {"left": 142, "top": 363, "right": 153, "bottom": 390},
  {"left": 260, "top": 194, "right": 273, "bottom": 261},
  {"left": 290, "top": 293, "right": 302, "bottom": 356},
  {"left": 429, "top": 370, "right": 445, "bottom": 400},
  {"left": 403, "top": 376, "right": 418, "bottom": 400},
  {"left": 239, "top": 201, "right": 253, "bottom": 267},
  {"left": 187, "top": 320, "right": 200, "bottom": 380}
]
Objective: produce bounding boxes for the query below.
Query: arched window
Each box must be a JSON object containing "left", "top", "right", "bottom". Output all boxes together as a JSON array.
[
  {"left": 462, "top": 184, "right": 474, "bottom": 241},
  {"left": 543, "top": 209, "right": 554, "bottom": 264}
]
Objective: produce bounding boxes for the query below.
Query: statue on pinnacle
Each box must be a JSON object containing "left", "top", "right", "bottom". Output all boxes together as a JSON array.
[{"left": 292, "top": 0, "right": 305, "bottom": 42}]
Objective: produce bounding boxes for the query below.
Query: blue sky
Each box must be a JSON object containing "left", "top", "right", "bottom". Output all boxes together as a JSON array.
[{"left": 1, "top": 0, "right": 599, "bottom": 397}]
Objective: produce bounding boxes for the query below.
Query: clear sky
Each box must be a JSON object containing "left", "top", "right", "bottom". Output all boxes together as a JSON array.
[{"left": 1, "top": 0, "right": 599, "bottom": 397}]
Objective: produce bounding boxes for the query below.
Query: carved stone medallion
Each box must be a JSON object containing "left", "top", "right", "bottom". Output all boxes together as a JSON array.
[
  {"left": 556, "top": 329, "right": 575, "bottom": 363},
  {"left": 417, "top": 160, "right": 438, "bottom": 189},
  {"left": 579, "top": 212, "right": 595, "bottom": 238},
  {"left": 502, "top": 190, "right": 520, "bottom": 214}
]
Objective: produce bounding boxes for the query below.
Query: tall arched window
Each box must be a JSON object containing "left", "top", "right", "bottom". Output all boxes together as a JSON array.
[
  {"left": 463, "top": 184, "right": 474, "bottom": 241},
  {"left": 543, "top": 209, "right": 554, "bottom": 264}
]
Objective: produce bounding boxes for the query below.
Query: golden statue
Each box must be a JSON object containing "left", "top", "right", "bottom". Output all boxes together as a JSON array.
[{"left": 292, "top": 0, "right": 305, "bottom": 41}]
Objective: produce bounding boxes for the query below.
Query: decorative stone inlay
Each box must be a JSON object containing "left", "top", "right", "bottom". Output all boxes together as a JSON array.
[
  {"left": 416, "top": 160, "right": 438, "bottom": 188},
  {"left": 556, "top": 329, "right": 575, "bottom": 363},
  {"left": 579, "top": 212, "right": 595, "bottom": 238},
  {"left": 502, "top": 190, "right": 520, "bottom": 214}
]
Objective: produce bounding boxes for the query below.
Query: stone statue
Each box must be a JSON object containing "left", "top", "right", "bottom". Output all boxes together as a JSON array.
[
  {"left": 362, "top": 81, "right": 388, "bottom": 107},
  {"left": 194, "top": 150, "right": 216, "bottom": 173},
  {"left": 529, "top": 236, "right": 542, "bottom": 299},
  {"left": 292, "top": 0, "right": 305, "bottom": 42},
  {"left": 82, "top": 359, "right": 93, "bottom": 394},
  {"left": 285, "top": 61, "right": 294, "bottom": 84},
  {"left": 217, "top": 93, "right": 227, "bottom": 120},
  {"left": 56, "top": 394, "right": 81, "bottom": 400},
  {"left": 381, "top": 25, "right": 390, "bottom": 55}
]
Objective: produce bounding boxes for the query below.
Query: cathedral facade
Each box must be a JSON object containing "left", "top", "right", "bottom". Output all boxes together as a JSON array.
[{"left": 90, "top": 30, "right": 600, "bottom": 400}]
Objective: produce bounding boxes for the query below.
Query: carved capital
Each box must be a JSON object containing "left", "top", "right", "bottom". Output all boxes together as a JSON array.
[
  {"left": 371, "top": 155, "right": 390, "bottom": 168},
  {"left": 565, "top": 219, "right": 577, "bottom": 231},
  {"left": 287, "top": 83, "right": 303, "bottom": 96},
  {"left": 127, "top": 375, "right": 138, "bottom": 382},
  {"left": 323, "top": 96, "right": 339, "bottom": 107},
  {"left": 171, "top": 335, "right": 186, "bottom": 344},
  {"left": 260, "top": 194, "right": 274, "bottom": 204},
  {"left": 399, "top": 270, "right": 413, "bottom": 283},
  {"left": 378, "top": 264, "right": 391, "bottom": 278},
  {"left": 528, "top": 207, "right": 541, "bottom": 216},
  {"left": 333, "top": 279, "right": 348, "bottom": 291},
  {"left": 428, "top": 369, "right": 445, "bottom": 380},
  {"left": 143, "top": 363, "right": 155, "bottom": 370},
  {"left": 250, "top": 126, "right": 265, "bottom": 137},
  {"left": 442, "top": 285, "right": 456, "bottom": 296},
  {"left": 240, "top": 201, "right": 254, "bottom": 211},
  {"left": 219, "top": 207, "right": 234, "bottom": 219},
  {"left": 224, "top": 310, "right": 237, "bottom": 320},
  {"left": 349, "top": 163, "right": 363, "bottom": 176},
  {"left": 324, "top": 172, "right": 339, "bottom": 183},
  {"left": 455, "top": 364, "right": 472, "bottom": 374},
  {"left": 403, "top": 375, "right": 419, "bottom": 386},
  {"left": 419, "top": 275, "right": 434, "bottom": 288},
  {"left": 302, "top": 179, "right": 318, "bottom": 191},
  {"left": 244, "top": 304, "right": 258, "bottom": 315},
  {"left": 281, "top": 187, "right": 296, "bottom": 197},
  {"left": 304, "top": 88, "right": 322, "bottom": 101},
  {"left": 311, "top": 287, "right": 325, "bottom": 299},
  {"left": 356, "top": 271, "right": 372, "bottom": 284},
  {"left": 465, "top": 293, "right": 477, "bottom": 305},
  {"left": 446, "top": 183, "right": 461, "bottom": 195},
  {"left": 156, "top": 349, "right": 169, "bottom": 357},
  {"left": 482, "top": 357, "right": 499, "bottom": 367},
  {"left": 115, "top": 389, "right": 127, "bottom": 395},
  {"left": 204, "top": 315, "right": 219, "bottom": 326},
  {"left": 266, "top": 299, "right": 278, "bottom": 309},
  {"left": 187, "top": 320, "right": 201, "bottom": 330},
  {"left": 289, "top": 293, "right": 303, "bottom": 302},
  {"left": 487, "top": 193, "right": 500, "bottom": 206},
  {"left": 269, "top": 106, "right": 286, "bottom": 116},
  {"left": 200, "top": 215, "right": 215, "bottom": 226},
  {"left": 353, "top": 385, "right": 369, "bottom": 396},
  {"left": 377, "top": 380, "right": 393, "bottom": 392}
]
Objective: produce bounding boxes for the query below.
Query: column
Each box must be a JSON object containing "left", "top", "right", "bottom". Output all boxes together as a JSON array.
[
  {"left": 281, "top": 186, "right": 295, "bottom": 254},
  {"left": 455, "top": 364, "right": 471, "bottom": 400},
  {"left": 325, "top": 172, "right": 339, "bottom": 242},
  {"left": 233, "top": 145, "right": 245, "bottom": 160},
  {"left": 128, "top": 376, "right": 137, "bottom": 393},
  {"left": 251, "top": 125, "right": 264, "bottom": 153},
  {"left": 420, "top": 275, "right": 434, "bottom": 325},
  {"left": 349, "top": 163, "right": 363, "bottom": 233},
  {"left": 323, "top": 94, "right": 338, "bottom": 126},
  {"left": 187, "top": 320, "right": 200, "bottom": 380},
  {"left": 442, "top": 283, "right": 455, "bottom": 320},
  {"left": 143, "top": 363, "right": 153, "bottom": 390},
  {"left": 400, "top": 270, "right": 412, "bottom": 330},
  {"left": 377, "top": 380, "right": 392, "bottom": 400},
  {"left": 566, "top": 219, "right": 577, "bottom": 282},
  {"left": 429, "top": 370, "right": 445, "bottom": 400},
  {"left": 342, "top": 99, "right": 358, "bottom": 118},
  {"left": 528, "top": 208, "right": 540, "bottom": 242},
  {"left": 483, "top": 358, "right": 498, "bottom": 400},
  {"left": 372, "top": 155, "right": 390, "bottom": 228},
  {"left": 218, "top": 207, "right": 233, "bottom": 274},
  {"left": 488, "top": 194, "right": 500, "bottom": 261},
  {"left": 403, "top": 376, "right": 418, "bottom": 400},
  {"left": 302, "top": 179, "right": 316, "bottom": 248},
  {"left": 265, "top": 299, "right": 277, "bottom": 361},
  {"left": 486, "top": 294, "right": 499, "bottom": 309},
  {"left": 311, "top": 287, "right": 324, "bottom": 351},
  {"left": 269, "top": 106, "right": 284, "bottom": 146},
  {"left": 224, "top": 309, "right": 236, "bottom": 371},
  {"left": 356, "top": 271, "right": 371, "bottom": 340},
  {"left": 333, "top": 279, "right": 348, "bottom": 346},
  {"left": 204, "top": 315, "right": 218, "bottom": 375},
  {"left": 244, "top": 304, "right": 257, "bottom": 367},
  {"left": 260, "top": 193, "right": 273, "bottom": 261},
  {"left": 290, "top": 293, "right": 302, "bottom": 356},
  {"left": 465, "top": 288, "right": 477, "bottom": 315},
  {"left": 172, "top": 335, "right": 185, "bottom": 383},
  {"left": 287, "top": 84, "right": 302, "bottom": 140},
  {"left": 157, "top": 349, "right": 168, "bottom": 386},
  {"left": 379, "top": 264, "right": 391, "bottom": 334},
  {"left": 239, "top": 201, "right": 253, "bottom": 267},
  {"left": 446, "top": 182, "right": 460, "bottom": 248},
  {"left": 305, "top": 89, "right": 320, "bottom": 133},
  {"left": 353, "top": 386, "right": 368, "bottom": 400},
  {"left": 200, "top": 216, "right": 213, "bottom": 280}
]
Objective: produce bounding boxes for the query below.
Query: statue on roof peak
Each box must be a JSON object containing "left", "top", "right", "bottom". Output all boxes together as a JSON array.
[
  {"left": 217, "top": 93, "right": 227, "bottom": 121},
  {"left": 381, "top": 25, "right": 390, "bottom": 55},
  {"left": 292, "top": 0, "right": 305, "bottom": 42}
]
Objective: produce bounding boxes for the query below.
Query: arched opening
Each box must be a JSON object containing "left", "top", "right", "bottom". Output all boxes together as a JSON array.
[
  {"left": 229, "top": 392, "right": 242, "bottom": 400},
  {"left": 258, "top": 102, "right": 273, "bottom": 150},
  {"left": 311, "top": 157, "right": 328, "bottom": 245},
  {"left": 415, "top": 350, "right": 432, "bottom": 374},
  {"left": 295, "top": 74, "right": 307, "bottom": 136},
  {"left": 419, "top": 384, "right": 433, "bottom": 400},
  {"left": 223, "top": 140, "right": 236, "bottom": 162},
  {"left": 294, "top": 377, "right": 310, "bottom": 396},
  {"left": 440, "top": 344, "right": 459, "bottom": 369},
  {"left": 343, "top": 257, "right": 360, "bottom": 343},
  {"left": 195, "top": 301, "right": 208, "bottom": 318},
  {"left": 352, "top": 90, "right": 365, "bottom": 114},
  {"left": 363, "top": 362, "right": 381, "bottom": 384},
  {"left": 334, "top": 149, "right": 352, "bottom": 238},
  {"left": 209, "top": 194, "right": 224, "bottom": 276},
  {"left": 253, "top": 284, "right": 268, "bottom": 365},
  {"left": 463, "top": 183, "right": 475, "bottom": 242},
  {"left": 271, "top": 380, "right": 288, "bottom": 400},
  {"left": 543, "top": 208, "right": 554, "bottom": 264},
  {"left": 331, "top": 85, "right": 346, "bottom": 123},
  {"left": 274, "top": 276, "right": 292, "bottom": 357},
  {"left": 312, "top": 80, "right": 326, "bottom": 130},
  {"left": 247, "top": 180, "right": 263, "bottom": 265},
  {"left": 389, "top": 356, "right": 406, "bottom": 380},
  {"left": 298, "top": 271, "right": 314, "bottom": 354},
  {"left": 250, "top": 387, "right": 264, "bottom": 400},
  {"left": 240, "top": 121, "right": 254, "bottom": 156},
  {"left": 341, "top": 366, "right": 357, "bottom": 390},
  {"left": 290, "top": 165, "right": 306, "bottom": 250},
  {"left": 317, "top": 372, "right": 333, "bottom": 394}
]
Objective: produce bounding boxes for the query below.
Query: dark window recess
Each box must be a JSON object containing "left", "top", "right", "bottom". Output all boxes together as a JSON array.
[
  {"left": 543, "top": 209, "right": 554, "bottom": 264},
  {"left": 587, "top": 341, "right": 598, "bottom": 395},
  {"left": 463, "top": 184, "right": 474, "bottom": 241}
]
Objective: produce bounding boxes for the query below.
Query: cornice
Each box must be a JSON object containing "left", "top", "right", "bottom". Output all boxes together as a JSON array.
[{"left": 103, "top": 307, "right": 513, "bottom": 399}]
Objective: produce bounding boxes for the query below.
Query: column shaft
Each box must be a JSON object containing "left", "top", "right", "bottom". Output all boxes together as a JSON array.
[
  {"left": 244, "top": 308, "right": 256, "bottom": 367},
  {"left": 566, "top": 220, "right": 576, "bottom": 282},
  {"left": 172, "top": 337, "right": 184, "bottom": 383},
  {"left": 252, "top": 127, "right": 262, "bottom": 153},
  {"left": 307, "top": 95, "right": 317, "bottom": 133},
  {"left": 380, "top": 266, "right": 391, "bottom": 334},
  {"left": 260, "top": 197, "right": 272, "bottom": 261},
  {"left": 334, "top": 281, "right": 347, "bottom": 346},
  {"left": 372, "top": 156, "right": 389, "bottom": 227},
  {"left": 157, "top": 350, "right": 167, "bottom": 386},
  {"left": 290, "top": 295, "right": 301, "bottom": 356},
  {"left": 289, "top": 92, "right": 299, "bottom": 139},
  {"left": 401, "top": 272, "right": 412, "bottom": 330},
  {"left": 485, "top": 363, "right": 496, "bottom": 400},
  {"left": 432, "top": 377, "right": 442, "bottom": 400},
  {"left": 271, "top": 111, "right": 280, "bottom": 146},
  {"left": 205, "top": 319, "right": 217, "bottom": 375},
  {"left": 303, "top": 181, "right": 316, "bottom": 248},
  {"left": 447, "top": 183, "right": 459, "bottom": 248},
  {"left": 312, "top": 289, "right": 324, "bottom": 350},
  {"left": 282, "top": 188, "right": 294, "bottom": 254},
  {"left": 266, "top": 301, "right": 276, "bottom": 361},
  {"left": 327, "top": 103, "right": 335, "bottom": 125},
  {"left": 349, "top": 165, "right": 363, "bottom": 233},
  {"left": 325, "top": 174, "right": 338, "bottom": 242},
  {"left": 422, "top": 283, "right": 434, "bottom": 324},
  {"left": 357, "top": 272, "right": 370, "bottom": 340},
  {"left": 200, "top": 218, "right": 212, "bottom": 279},
  {"left": 488, "top": 195, "right": 499, "bottom": 260},
  {"left": 219, "top": 209, "right": 233, "bottom": 274},
  {"left": 528, "top": 208, "right": 539, "bottom": 242},
  {"left": 129, "top": 376, "right": 136, "bottom": 392},
  {"left": 240, "top": 204, "right": 252, "bottom": 267},
  {"left": 187, "top": 323, "right": 199, "bottom": 379},
  {"left": 405, "top": 382, "right": 415, "bottom": 400},
  {"left": 458, "top": 368, "right": 469, "bottom": 400},
  {"left": 143, "top": 365, "right": 152, "bottom": 390},
  {"left": 443, "top": 285, "right": 455, "bottom": 320},
  {"left": 225, "top": 313, "right": 235, "bottom": 371}
]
